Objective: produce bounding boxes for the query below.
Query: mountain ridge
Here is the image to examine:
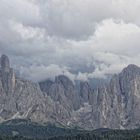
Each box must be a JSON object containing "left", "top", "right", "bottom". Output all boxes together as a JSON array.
[{"left": 0, "top": 54, "right": 140, "bottom": 130}]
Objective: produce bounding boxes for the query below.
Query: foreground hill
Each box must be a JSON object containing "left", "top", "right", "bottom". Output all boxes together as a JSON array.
[
  {"left": 0, "top": 119, "right": 82, "bottom": 139},
  {"left": 48, "top": 129, "right": 140, "bottom": 140},
  {"left": 0, "top": 122, "right": 139, "bottom": 140}
]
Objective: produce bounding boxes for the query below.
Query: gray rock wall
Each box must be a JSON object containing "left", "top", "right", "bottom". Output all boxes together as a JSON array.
[{"left": 0, "top": 55, "right": 140, "bottom": 130}]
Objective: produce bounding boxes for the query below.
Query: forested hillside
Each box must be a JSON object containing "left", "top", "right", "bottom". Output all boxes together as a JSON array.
[
  {"left": 0, "top": 128, "right": 140, "bottom": 140},
  {"left": 48, "top": 129, "right": 140, "bottom": 140}
]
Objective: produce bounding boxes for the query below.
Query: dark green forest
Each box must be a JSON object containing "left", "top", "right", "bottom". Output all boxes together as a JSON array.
[
  {"left": 0, "top": 119, "right": 140, "bottom": 140},
  {"left": 47, "top": 129, "right": 140, "bottom": 140},
  {"left": 0, "top": 129, "right": 140, "bottom": 140}
]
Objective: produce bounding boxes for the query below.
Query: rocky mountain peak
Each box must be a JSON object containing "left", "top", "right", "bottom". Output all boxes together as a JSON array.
[
  {"left": 1, "top": 55, "right": 140, "bottom": 130},
  {"left": 120, "top": 64, "right": 140, "bottom": 78},
  {"left": 1, "top": 54, "right": 10, "bottom": 72},
  {"left": 55, "top": 75, "right": 74, "bottom": 89},
  {"left": 124, "top": 64, "right": 140, "bottom": 70},
  {"left": 0, "top": 54, "right": 15, "bottom": 93},
  {"left": 109, "top": 64, "right": 140, "bottom": 97},
  {"left": 118, "top": 64, "right": 140, "bottom": 94}
]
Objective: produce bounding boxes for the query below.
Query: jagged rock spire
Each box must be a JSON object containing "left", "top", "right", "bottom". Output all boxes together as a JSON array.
[
  {"left": 0, "top": 54, "right": 15, "bottom": 93},
  {"left": 1, "top": 54, "right": 10, "bottom": 72}
]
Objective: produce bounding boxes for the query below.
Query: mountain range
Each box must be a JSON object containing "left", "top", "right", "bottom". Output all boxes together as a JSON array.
[{"left": 0, "top": 54, "right": 140, "bottom": 130}]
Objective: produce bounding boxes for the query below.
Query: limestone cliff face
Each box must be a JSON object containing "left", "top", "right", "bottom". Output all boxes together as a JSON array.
[
  {"left": 107, "top": 64, "right": 140, "bottom": 129},
  {"left": 39, "top": 64, "right": 140, "bottom": 129},
  {"left": 1, "top": 54, "right": 140, "bottom": 130},
  {"left": 0, "top": 55, "right": 15, "bottom": 94},
  {"left": 68, "top": 64, "right": 140, "bottom": 129},
  {"left": 80, "top": 81, "right": 93, "bottom": 104},
  {"left": 0, "top": 55, "right": 70, "bottom": 125}
]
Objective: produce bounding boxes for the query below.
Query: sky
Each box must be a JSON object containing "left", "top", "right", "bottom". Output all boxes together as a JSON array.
[{"left": 0, "top": 0, "right": 140, "bottom": 82}]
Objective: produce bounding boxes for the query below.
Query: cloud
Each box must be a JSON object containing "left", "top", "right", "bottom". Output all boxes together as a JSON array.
[
  {"left": 0, "top": 0, "right": 41, "bottom": 25},
  {"left": 0, "top": 0, "right": 140, "bottom": 81},
  {"left": 37, "top": 0, "right": 140, "bottom": 39},
  {"left": 71, "top": 19, "right": 140, "bottom": 79},
  {"left": 18, "top": 64, "right": 75, "bottom": 82}
]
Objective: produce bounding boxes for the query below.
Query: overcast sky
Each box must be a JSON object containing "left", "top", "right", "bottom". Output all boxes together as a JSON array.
[{"left": 0, "top": 0, "right": 140, "bottom": 82}]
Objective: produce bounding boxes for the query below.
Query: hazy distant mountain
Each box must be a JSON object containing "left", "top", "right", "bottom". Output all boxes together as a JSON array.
[{"left": 0, "top": 55, "right": 140, "bottom": 130}]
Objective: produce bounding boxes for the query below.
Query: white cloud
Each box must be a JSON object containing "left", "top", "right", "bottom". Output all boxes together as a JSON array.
[
  {"left": 1, "top": 0, "right": 140, "bottom": 81},
  {"left": 0, "top": 0, "right": 41, "bottom": 25},
  {"left": 10, "top": 20, "right": 45, "bottom": 40},
  {"left": 19, "top": 64, "right": 75, "bottom": 82},
  {"left": 69, "top": 19, "right": 140, "bottom": 79},
  {"left": 36, "top": 0, "right": 140, "bottom": 39}
]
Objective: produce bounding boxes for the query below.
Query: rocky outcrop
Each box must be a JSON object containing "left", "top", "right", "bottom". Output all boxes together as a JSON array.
[
  {"left": 0, "top": 55, "right": 71, "bottom": 125},
  {"left": 39, "top": 64, "right": 140, "bottom": 130},
  {"left": 107, "top": 64, "right": 140, "bottom": 129},
  {"left": 0, "top": 55, "right": 15, "bottom": 94},
  {"left": 68, "top": 64, "right": 140, "bottom": 129},
  {"left": 1, "top": 54, "right": 140, "bottom": 130},
  {"left": 1, "top": 54, "right": 10, "bottom": 72},
  {"left": 80, "top": 81, "right": 94, "bottom": 104}
]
